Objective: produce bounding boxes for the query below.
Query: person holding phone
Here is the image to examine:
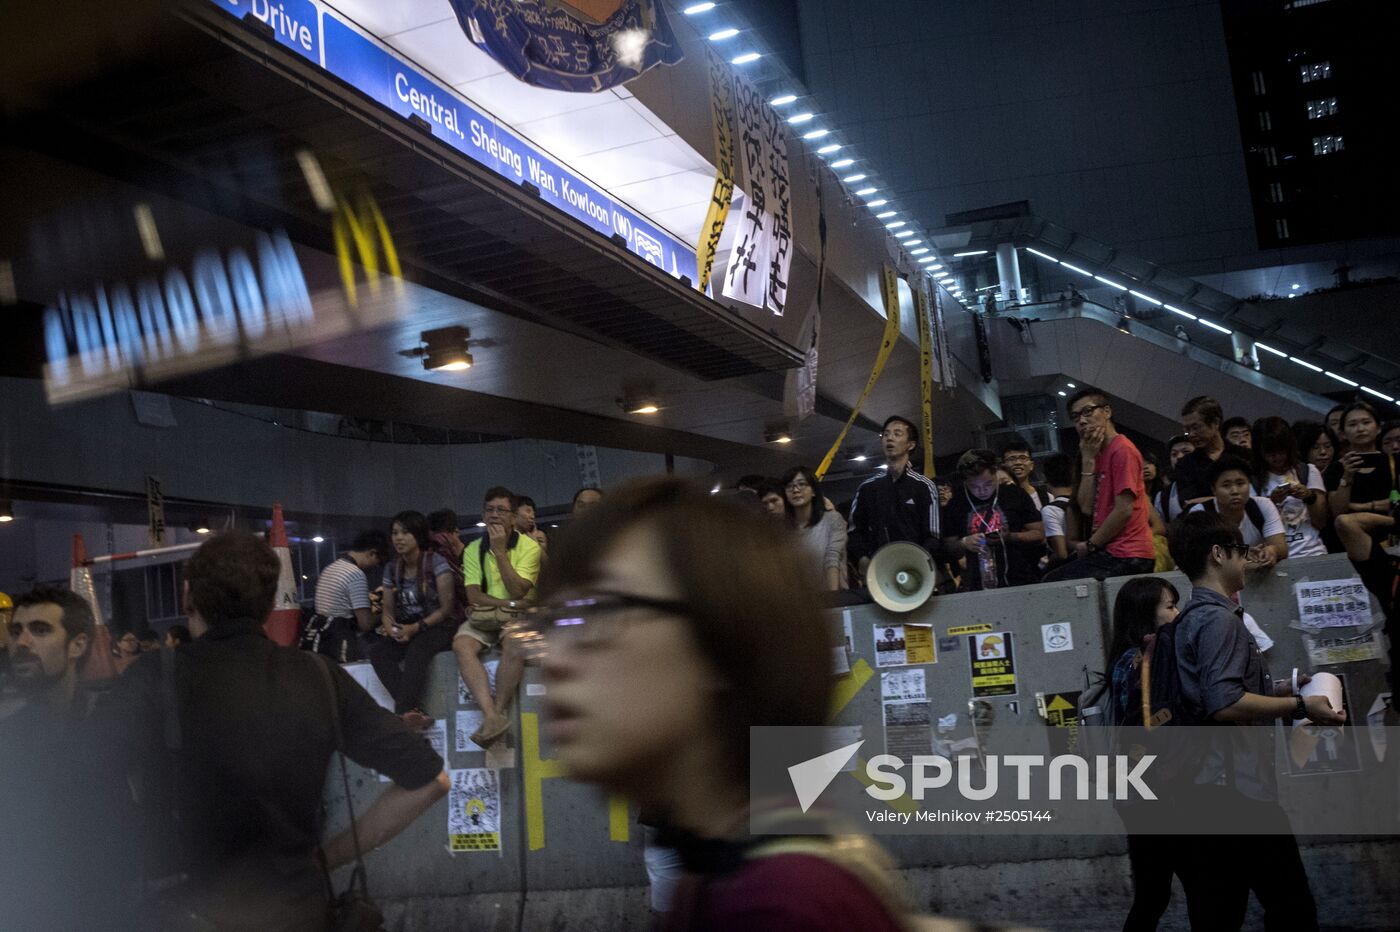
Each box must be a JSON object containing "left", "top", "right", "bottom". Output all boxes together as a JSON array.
[
  {"left": 1252, "top": 417, "right": 1329, "bottom": 558},
  {"left": 1331, "top": 401, "right": 1399, "bottom": 562}
]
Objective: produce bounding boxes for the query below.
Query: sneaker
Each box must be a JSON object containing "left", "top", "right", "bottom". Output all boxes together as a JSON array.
[{"left": 402, "top": 709, "right": 433, "bottom": 731}]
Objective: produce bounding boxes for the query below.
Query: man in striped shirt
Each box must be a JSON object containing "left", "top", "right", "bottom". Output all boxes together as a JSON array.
[{"left": 306, "top": 530, "right": 388, "bottom": 662}]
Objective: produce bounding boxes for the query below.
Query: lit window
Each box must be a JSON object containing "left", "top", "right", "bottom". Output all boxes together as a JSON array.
[
  {"left": 1300, "top": 61, "right": 1331, "bottom": 83},
  {"left": 1269, "top": 182, "right": 1284, "bottom": 203},
  {"left": 1312, "top": 135, "right": 1345, "bottom": 155},
  {"left": 1251, "top": 71, "right": 1267, "bottom": 95},
  {"left": 1306, "top": 97, "right": 1338, "bottom": 119},
  {"left": 1275, "top": 217, "right": 1290, "bottom": 240},
  {"left": 1257, "top": 111, "right": 1272, "bottom": 131},
  {"left": 1263, "top": 146, "right": 1279, "bottom": 167}
]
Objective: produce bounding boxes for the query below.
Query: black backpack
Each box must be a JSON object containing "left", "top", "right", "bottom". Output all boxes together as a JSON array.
[
  {"left": 1200, "top": 497, "right": 1266, "bottom": 537},
  {"left": 1111, "top": 607, "right": 1208, "bottom": 786}
]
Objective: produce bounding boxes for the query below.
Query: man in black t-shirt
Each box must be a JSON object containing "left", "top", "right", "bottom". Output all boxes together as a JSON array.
[
  {"left": 1170, "top": 396, "right": 1251, "bottom": 518},
  {"left": 939, "top": 449, "right": 1044, "bottom": 590}
]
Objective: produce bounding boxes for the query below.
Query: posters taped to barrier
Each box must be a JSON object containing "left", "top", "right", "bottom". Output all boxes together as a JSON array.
[
  {"left": 968, "top": 631, "right": 1017, "bottom": 697},
  {"left": 882, "top": 669, "right": 932, "bottom": 758},
  {"left": 1041, "top": 622, "right": 1073, "bottom": 653},
  {"left": 874, "top": 623, "right": 935, "bottom": 667},
  {"left": 947, "top": 623, "right": 993, "bottom": 637},
  {"left": 1294, "top": 578, "right": 1372, "bottom": 629},
  {"left": 449, "top": 768, "right": 501, "bottom": 852}
]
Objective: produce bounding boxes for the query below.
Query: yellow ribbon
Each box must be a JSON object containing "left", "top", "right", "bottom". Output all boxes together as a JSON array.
[
  {"left": 695, "top": 46, "right": 736, "bottom": 291},
  {"left": 816, "top": 265, "right": 902, "bottom": 479},
  {"left": 915, "top": 284, "right": 936, "bottom": 477}
]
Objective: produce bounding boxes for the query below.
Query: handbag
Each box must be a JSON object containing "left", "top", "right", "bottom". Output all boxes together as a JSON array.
[
  {"left": 469, "top": 604, "right": 525, "bottom": 632},
  {"left": 313, "top": 658, "right": 386, "bottom": 932}
]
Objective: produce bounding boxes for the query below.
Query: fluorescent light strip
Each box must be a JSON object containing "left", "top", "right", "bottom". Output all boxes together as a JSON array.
[
  {"left": 841, "top": 172, "right": 865, "bottom": 182},
  {"left": 770, "top": 94, "right": 797, "bottom": 106},
  {"left": 709, "top": 28, "right": 739, "bottom": 41},
  {"left": 802, "top": 129, "right": 829, "bottom": 140},
  {"left": 894, "top": 230, "right": 914, "bottom": 238},
  {"left": 875, "top": 210, "right": 896, "bottom": 219},
  {"left": 886, "top": 221, "right": 906, "bottom": 229},
  {"left": 1199, "top": 319, "right": 1233, "bottom": 335},
  {"left": 918, "top": 256, "right": 938, "bottom": 264},
  {"left": 1060, "top": 261, "right": 1093, "bottom": 277},
  {"left": 866, "top": 199, "right": 887, "bottom": 207},
  {"left": 953, "top": 250, "right": 987, "bottom": 257},
  {"left": 927, "top": 263, "right": 944, "bottom": 271},
  {"left": 830, "top": 159, "right": 855, "bottom": 169},
  {"left": 787, "top": 112, "right": 814, "bottom": 124},
  {"left": 1361, "top": 386, "right": 1396, "bottom": 403},
  {"left": 1255, "top": 342, "right": 1288, "bottom": 358},
  {"left": 904, "top": 240, "right": 922, "bottom": 247},
  {"left": 1163, "top": 304, "right": 1197, "bottom": 320},
  {"left": 1290, "top": 357, "right": 1323, "bottom": 373},
  {"left": 854, "top": 187, "right": 877, "bottom": 196},
  {"left": 1128, "top": 290, "right": 1163, "bottom": 306},
  {"left": 684, "top": 2, "right": 716, "bottom": 13},
  {"left": 1024, "top": 247, "right": 1059, "bottom": 262},
  {"left": 732, "top": 52, "right": 761, "bottom": 64},
  {"left": 910, "top": 248, "right": 929, "bottom": 255},
  {"left": 1094, "top": 275, "right": 1128, "bottom": 291},
  {"left": 817, "top": 144, "right": 842, "bottom": 154},
  {"left": 1325, "top": 371, "right": 1359, "bottom": 387}
]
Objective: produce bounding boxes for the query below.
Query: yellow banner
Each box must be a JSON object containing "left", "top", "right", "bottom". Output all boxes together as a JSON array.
[
  {"left": 696, "top": 46, "right": 736, "bottom": 291},
  {"left": 914, "top": 285, "right": 936, "bottom": 476},
  {"left": 816, "top": 265, "right": 902, "bottom": 479}
]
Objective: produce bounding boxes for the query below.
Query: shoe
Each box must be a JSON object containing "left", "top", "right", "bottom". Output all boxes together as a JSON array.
[
  {"left": 471, "top": 711, "right": 512, "bottom": 745},
  {"left": 402, "top": 709, "right": 433, "bottom": 731}
]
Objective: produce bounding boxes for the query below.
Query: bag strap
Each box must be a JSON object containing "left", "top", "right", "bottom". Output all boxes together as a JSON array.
[{"left": 312, "top": 657, "right": 371, "bottom": 902}]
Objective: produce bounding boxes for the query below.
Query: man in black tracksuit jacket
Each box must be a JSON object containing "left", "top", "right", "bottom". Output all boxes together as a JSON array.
[{"left": 847, "top": 415, "right": 943, "bottom": 573}]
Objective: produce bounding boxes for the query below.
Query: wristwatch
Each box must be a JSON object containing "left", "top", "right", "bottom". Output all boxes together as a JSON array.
[
  {"left": 1293, "top": 695, "right": 1307, "bottom": 721},
  {"left": 1084, "top": 540, "right": 1100, "bottom": 554}
]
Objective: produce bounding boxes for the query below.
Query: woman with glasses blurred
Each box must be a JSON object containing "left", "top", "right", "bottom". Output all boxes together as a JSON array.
[
  {"left": 513, "top": 478, "right": 906, "bottom": 930},
  {"left": 781, "top": 466, "right": 847, "bottom": 591}
]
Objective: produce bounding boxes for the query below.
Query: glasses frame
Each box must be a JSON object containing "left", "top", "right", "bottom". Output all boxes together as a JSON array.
[
  {"left": 1068, "top": 402, "right": 1108, "bottom": 421},
  {"left": 507, "top": 591, "right": 691, "bottom": 656}
]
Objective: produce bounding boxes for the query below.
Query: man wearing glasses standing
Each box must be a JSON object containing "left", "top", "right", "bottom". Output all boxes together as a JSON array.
[
  {"left": 846, "top": 415, "right": 942, "bottom": 578},
  {"left": 1043, "top": 387, "right": 1155, "bottom": 581}
]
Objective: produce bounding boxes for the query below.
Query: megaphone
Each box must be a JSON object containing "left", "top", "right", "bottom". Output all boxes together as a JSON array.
[{"left": 865, "top": 541, "right": 941, "bottom": 613}]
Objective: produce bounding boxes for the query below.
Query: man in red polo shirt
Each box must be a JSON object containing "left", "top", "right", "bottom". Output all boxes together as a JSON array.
[{"left": 1043, "top": 386, "right": 1156, "bottom": 581}]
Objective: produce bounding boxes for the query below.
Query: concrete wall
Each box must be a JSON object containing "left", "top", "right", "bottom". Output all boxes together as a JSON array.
[{"left": 322, "top": 553, "right": 1396, "bottom": 930}]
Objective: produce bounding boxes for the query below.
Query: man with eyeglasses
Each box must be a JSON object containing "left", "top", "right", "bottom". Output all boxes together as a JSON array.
[
  {"left": 1170, "top": 396, "right": 1251, "bottom": 519},
  {"left": 455, "top": 486, "right": 542, "bottom": 745},
  {"left": 1164, "top": 511, "right": 1342, "bottom": 931},
  {"left": 846, "top": 415, "right": 942, "bottom": 579},
  {"left": 1000, "top": 437, "right": 1047, "bottom": 510},
  {"left": 1043, "top": 387, "right": 1155, "bottom": 582}
]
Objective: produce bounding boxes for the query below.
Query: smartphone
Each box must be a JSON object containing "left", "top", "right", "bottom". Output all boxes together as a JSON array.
[{"left": 1355, "top": 451, "right": 1385, "bottom": 473}]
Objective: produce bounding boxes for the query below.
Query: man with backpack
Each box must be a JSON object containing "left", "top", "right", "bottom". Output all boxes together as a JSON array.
[
  {"left": 1188, "top": 456, "right": 1288, "bottom": 569},
  {"left": 1164, "top": 511, "right": 1344, "bottom": 931}
]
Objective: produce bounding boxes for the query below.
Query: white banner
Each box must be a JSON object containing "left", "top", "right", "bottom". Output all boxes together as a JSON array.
[{"left": 722, "top": 73, "right": 791, "bottom": 315}]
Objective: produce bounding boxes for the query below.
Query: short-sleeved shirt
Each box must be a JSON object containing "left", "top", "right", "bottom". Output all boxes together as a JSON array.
[
  {"left": 1347, "top": 452, "right": 1400, "bottom": 504},
  {"left": 383, "top": 552, "right": 453, "bottom": 622},
  {"left": 314, "top": 555, "right": 369, "bottom": 618},
  {"left": 1174, "top": 587, "right": 1276, "bottom": 801},
  {"left": 941, "top": 484, "right": 1043, "bottom": 589},
  {"left": 1091, "top": 434, "right": 1154, "bottom": 559},
  {"left": 1041, "top": 495, "right": 1072, "bottom": 539},
  {"left": 463, "top": 533, "right": 542, "bottom": 600},
  {"left": 1261, "top": 465, "right": 1327, "bottom": 557},
  {"left": 1188, "top": 496, "right": 1285, "bottom": 546},
  {"left": 1170, "top": 441, "right": 1252, "bottom": 514}
]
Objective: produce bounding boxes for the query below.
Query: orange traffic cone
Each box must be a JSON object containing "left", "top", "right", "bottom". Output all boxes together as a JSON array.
[
  {"left": 72, "top": 533, "right": 117, "bottom": 680},
  {"left": 265, "top": 503, "right": 301, "bottom": 646}
]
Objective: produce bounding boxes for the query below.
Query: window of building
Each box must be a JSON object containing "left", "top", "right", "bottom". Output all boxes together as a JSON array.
[
  {"left": 1268, "top": 182, "right": 1284, "bottom": 203},
  {"left": 1275, "top": 217, "right": 1290, "bottom": 240},
  {"left": 1306, "top": 97, "right": 1338, "bottom": 119},
  {"left": 1263, "top": 146, "right": 1279, "bottom": 167},
  {"left": 1258, "top": 110, "right": 1273, "bottom": 131},
  {"left": 1285, "top": 0, "right": 1334, "bottom": 9},
  {"left": 1251, "top": 70, "right": 1267, "bottom": 95},
  {"left": 1300, "top": 61, "right": 1332, "bottom": 83},
  {"left": 1312, "top": 135, "right": 1345, "bottom": 155}
]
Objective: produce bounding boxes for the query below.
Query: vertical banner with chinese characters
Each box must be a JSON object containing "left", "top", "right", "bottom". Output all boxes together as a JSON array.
[
  {"left": 721, "top": 73, "right": 791, "bottom": 315},
  {"left": 815, "top": 265, "right": 903, "bottom": 479},
  {"left": 145, "top": 475, "right": 166, "bottom": 548},
  {"left": 934, "top": 287, "right": 956, "bottom": 389},
  {"left": 914, "top": 284, "right": 936, "bottom": 477},
  {"left": 697, "top": 45, "right": 736, "bottom": 292}
]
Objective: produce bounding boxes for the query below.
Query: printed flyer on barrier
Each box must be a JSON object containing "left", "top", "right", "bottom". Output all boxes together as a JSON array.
[{"left": 449, "top": 768, "right": 502, "bottom": 853}]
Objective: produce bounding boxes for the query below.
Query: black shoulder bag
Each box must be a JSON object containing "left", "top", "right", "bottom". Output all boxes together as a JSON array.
[{"left": 313, "top": 658, "right": 385, "bottom": 932}]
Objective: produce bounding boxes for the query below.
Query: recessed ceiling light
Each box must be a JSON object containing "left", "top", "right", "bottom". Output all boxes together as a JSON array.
[
  {"left": 842, "top": 172, "right": 866, "bottom": 182},
  {"left": 817, "top": 143, "right": 842, "bottom": 154},
  {"left": 802, "top": 128, "right": 829, "bottom": 140},
  {"left": 910, "top": 248, "right": 929, "bottom": 255},
  {"left": 788, "top": 112, "right": 814, "bottom": 124},
  {"left": 708, "top": 28, "right": 739, "bottom": 41},
  {"left": 732, "top": 52, "right": 761, "bottom": 64},
  {"left": 876, "top": 210, "right": 896, "bottom": 219},
  {"left": 895, "top": 230, "right": 914, "bottom": 238},
  {"left": 855, "top": 187, "right": 878, "bottom": 196},
  {"left": 770, "top": 94, "right": 798, "bottom": 106},
  {"left": 684, "top": 2, "right": 716, "bottom": 13},
  {"left": 866, "top": 198, "right": 887, "bottom": 207},
  {"left": 830, "top": 158, "right": 855, "bottom": 169}
]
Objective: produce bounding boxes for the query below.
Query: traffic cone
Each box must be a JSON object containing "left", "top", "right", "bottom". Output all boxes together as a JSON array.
[
  {"left": 72, "top": 533, "right": 117, "bottom": 680},
  {"left": 265, "top": 503, "right": 301, "bottom": 646}
]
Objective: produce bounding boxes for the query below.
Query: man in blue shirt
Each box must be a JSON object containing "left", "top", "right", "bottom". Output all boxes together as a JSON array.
[{"left": 1167, "top": 511, "right": 1345, "bottom": 931}]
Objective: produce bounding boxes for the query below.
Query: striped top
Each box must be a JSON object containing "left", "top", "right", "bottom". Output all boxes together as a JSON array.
[{"left": 314, "top": 556, "right": 370, "bottom": 618}]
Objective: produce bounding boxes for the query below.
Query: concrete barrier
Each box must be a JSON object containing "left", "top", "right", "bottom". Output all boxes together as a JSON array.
[{"left": 320, "top": 554, "right": 1396, "bottom": 929}]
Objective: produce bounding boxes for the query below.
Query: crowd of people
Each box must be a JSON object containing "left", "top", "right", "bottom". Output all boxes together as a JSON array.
[{"left": 1, "top": 385, "right": 1395, "bottom": 931}]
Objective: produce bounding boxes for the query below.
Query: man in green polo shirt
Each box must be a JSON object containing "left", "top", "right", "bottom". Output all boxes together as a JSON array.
[{"left": 453, "top": 485, "right": 541, "bottom": 744}]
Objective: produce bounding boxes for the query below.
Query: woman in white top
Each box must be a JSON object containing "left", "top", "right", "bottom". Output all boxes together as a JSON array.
[
  {"left": 1252, "top": 417, "right": 1329, "bottom": 558},
  {"left": 782, "top": 466, "right": 848, "bottom": 590}
]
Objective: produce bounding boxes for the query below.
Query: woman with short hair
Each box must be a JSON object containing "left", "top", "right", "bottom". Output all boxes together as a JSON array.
[{"left": 1253, "top": 416, "right": 1329, "bottom": 558}]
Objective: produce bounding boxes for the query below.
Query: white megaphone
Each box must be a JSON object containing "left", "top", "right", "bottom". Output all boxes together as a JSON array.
[{"left": 865, "top": 541, "right": 941, "bottom": 613}]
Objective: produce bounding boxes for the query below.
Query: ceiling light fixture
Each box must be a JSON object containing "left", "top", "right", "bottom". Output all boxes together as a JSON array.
[
  {"left": 732, "top": 52, "right": 761, "bottom": 64},
  {"left": 875, "top": 210, "right": 896, "bottom": 219},
  {"left": 802, "top": 128, "right": 830, "bottom": 140},
  {"left": 953, "top": 250, "right": 988, "bottom": 257},
  {"left": 885, "top": 221, "right": 906, "bottom": 229},
  {"left": 895, "top": 230, "right": 914, "bottom": 238},
  {"left": 1060, "top": 261, "right": 1093, "bottom": 276},
  {"left": 684, "top": 2, "right": 716, "bottom": 13},
  {"left": 855, "top": 187, "right": 877, "bottom": 196},
  {"left": 1094, "top": 275, "right": 1128, "bottom": 291},
  {"left": 1128, "top": 290, "right": 1163, "bottom": 306},
  {"left": 910, "top": 248, "right": 929, "bottom": 255},
  {"left": 830, "top": 158, "right": 855, "bottom": 169},
  {"left": 765, "top": 423, "right": 793, "bottom": 444},
  {"left": 312, "top": 535, "right": 325, "bottom": 543},
  {"left": 866, "top": 198, "right": 888, "bottom": 207},
  {"left": 1290, "top": 357, "right": 1323, "bottom": 373},
  {"left": 1255, "top": 342, "right": 1288, "bottom": 358},
  {"left": 408, "top": 326, "right": 473, "bottom": 372},
  {"left": 770, "top": 93, "right": 798, "bottom": 106},
  {"left": 1024, "top": 247, "right": 1059, "bottom": 262},
  {"left": 1163, "top": 304, "right": 1197, "bottom": 320},
  {"left": 918, "top": 256, "right": 938, "bottom": 264},
  {"left": 1198, "top": 319, "right": 1233, "bottom": 335},
  {"left": 817, "top": 143, "right": 842, "bottom": 154},
  {"left": 1117, "top": 315, "right": 1132, "bottom": 334},
  {"left": 787, "top": 112, "right": 814, "bottom": 124},
  {"left": 708, "top": 28, "right": 739, "bottom": 41},
  {"left": 0, "top": 499, "right": 14, "bottom": 523},
  {"left": 841, "top": 172, "right": 866, "bottom": 182},
  {"left": 618, "top": 385, "right": 662, "bottom": 415},
  {"left": 1361, "top": 386, "right": 1395, "bottom": 403}
]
